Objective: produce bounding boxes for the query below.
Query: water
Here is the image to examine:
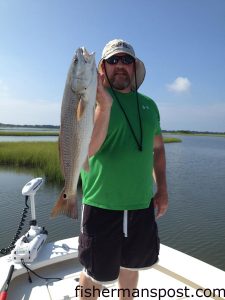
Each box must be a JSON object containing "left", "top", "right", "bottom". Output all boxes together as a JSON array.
[
  {"left": 0, "top": 127, "right": 58, "bottom": 142},
  {"left": 0, "top": 136, "right": 58, "bottom": 142},
  {"left": 158, "top": 135, "right": 225, "bottom": 271},
  {"left": 0, "top": 135, "right": 224, "bottom": 271},
  {"left": 0, "top": 126, "right": 59, "bottom": 132},
  {"left": 0, "top": 169, "right": 82, "bottom": 252}
]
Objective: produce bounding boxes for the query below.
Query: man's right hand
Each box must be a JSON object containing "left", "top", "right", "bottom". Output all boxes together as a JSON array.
[
  {"left": 96, "top": 73, "right": 113, "bottom": 111},
  {"left": 88, "top": 73, "right": 113, "bottom": 157}
]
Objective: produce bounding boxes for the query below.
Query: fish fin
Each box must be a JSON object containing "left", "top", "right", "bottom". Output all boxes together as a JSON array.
[
  {"left": 76, "top": 97, "right": 86, "bottom": 121},
  {"left": 82, "top": 156, "right": 90, "bottom": 172},
  {"left": 93, "top": 106, "right": 95, "bottom": 125},
  {"left": 152, "top": 169, "right": 156, "bottom": 183},
  {"left": 51, "top": 189, "right": 78, "bottom": 219}
]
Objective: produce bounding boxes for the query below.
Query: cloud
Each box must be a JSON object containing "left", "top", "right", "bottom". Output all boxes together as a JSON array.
[{"left": 166, "top": 77, "right": 191, "bottom": 93}]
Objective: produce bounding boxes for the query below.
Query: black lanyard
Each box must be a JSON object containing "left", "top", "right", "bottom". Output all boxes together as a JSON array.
[
  {"left": 110, "top": 88, "right": 143, "bottom": 152},
  {"left": 104, "top": 61, "right": 143, "bottom": 151}
]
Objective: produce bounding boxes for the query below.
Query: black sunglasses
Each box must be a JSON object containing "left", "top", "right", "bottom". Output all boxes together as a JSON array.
[{"left": 105, "top": 54, "right": 135, "bottom": 65}]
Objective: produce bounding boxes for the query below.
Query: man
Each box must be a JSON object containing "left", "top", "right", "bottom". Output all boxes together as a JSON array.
[{"left": 78, "top": 39, "right": 168, "bottom": 300}]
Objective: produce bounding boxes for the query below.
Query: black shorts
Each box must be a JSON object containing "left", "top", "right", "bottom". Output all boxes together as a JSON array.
[{"left": 78, "top": 200, "right": 159, "bottom": 283}]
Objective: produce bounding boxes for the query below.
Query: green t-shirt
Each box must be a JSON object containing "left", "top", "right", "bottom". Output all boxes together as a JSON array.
[{"left": 81, "top": 89, "right": 161, "bottom": 210}]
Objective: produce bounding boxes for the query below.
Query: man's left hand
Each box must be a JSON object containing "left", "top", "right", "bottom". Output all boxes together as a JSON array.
[{"left": 153, "top": 191, "right": 168, "bottom": 219}]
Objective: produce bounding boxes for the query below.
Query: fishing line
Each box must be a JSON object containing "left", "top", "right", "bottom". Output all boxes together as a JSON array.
[{"left": 103, "top": 61, "right": 143, "bottom": 151}]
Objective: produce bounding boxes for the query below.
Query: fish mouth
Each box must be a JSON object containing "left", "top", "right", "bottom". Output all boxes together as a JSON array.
[
  {"left": 77, "top": 47, "right": 93, "bottom": 63},
  {"left": 81, "top": 47, "right": 90, "bottom": 62},
  {"left": 73, "top": 47, "right": 95, "bottom": 66}
]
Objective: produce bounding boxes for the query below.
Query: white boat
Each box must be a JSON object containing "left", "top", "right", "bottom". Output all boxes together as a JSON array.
[
  {"left": 1, "top": 237, "right": 225, "bottom": 300},
  {"left": 1, "top": 178, "right": 225, "bottom": 300}
]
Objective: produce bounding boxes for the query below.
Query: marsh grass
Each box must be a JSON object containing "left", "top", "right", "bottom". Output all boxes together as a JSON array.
[
  {"left": 0, "top": 142, "right": 62, "bottom": 183},
  {"left": 163, "top": 137, "right": 182, "bottom": 143},
  {"left": 0, "top": 138, "right": 181, "bottom": 184}
]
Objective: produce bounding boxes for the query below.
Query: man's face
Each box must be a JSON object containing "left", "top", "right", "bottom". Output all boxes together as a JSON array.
[{"left": 103, "top": 53, "right": 135, "bottom": 92}]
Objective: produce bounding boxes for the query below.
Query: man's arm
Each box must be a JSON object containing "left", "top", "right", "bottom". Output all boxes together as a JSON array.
[
  {"left": 153, "top": 134, "right": 168, "bottom": 219},
  {"left": 88, "top": 73, "right": 113, "bottom": 157}
]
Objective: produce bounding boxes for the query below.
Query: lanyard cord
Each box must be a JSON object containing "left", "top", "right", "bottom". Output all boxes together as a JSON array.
[
  {"left": 103, "top": 61, "right": 143, "bottom": 151},
  {"left": 134, "top": 62, "right": 143, "bottom": 151}
]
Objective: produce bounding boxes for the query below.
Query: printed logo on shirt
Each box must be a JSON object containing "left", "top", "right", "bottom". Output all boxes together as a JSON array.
[{"left": 142, "top": 105, "right": 150, "bottom": 110}]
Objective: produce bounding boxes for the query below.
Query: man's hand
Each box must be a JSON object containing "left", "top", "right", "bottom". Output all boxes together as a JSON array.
[
  {"left": 96, "top": 73, "right": 113, "bottom": 111},
  {"left": 153, "top": 135, "right": 168, "bottom": 219},
  {"left": 153, "top": 191, "right": 168, "bottom": 219},
  {"left": 88, "top": 73, "right": 113, "bottom": 157}
]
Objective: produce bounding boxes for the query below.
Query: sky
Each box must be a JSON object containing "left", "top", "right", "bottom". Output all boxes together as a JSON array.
[{"left": 0, "top": 0, "right": 225, "bottom": 132}]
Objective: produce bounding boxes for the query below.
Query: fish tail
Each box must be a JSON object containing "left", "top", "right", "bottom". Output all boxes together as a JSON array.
[{"left": 51, "top": 190, "right": 78, "bottom": 219}]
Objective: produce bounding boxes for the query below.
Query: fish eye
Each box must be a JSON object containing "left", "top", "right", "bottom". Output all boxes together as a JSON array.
[{"left": 74, "top": 57, "right": 78, "bottom": 64}]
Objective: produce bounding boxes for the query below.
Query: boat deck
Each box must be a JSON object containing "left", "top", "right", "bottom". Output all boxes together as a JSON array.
[{"left": 1, "top": 237, "right": 225, "bottom": 300}]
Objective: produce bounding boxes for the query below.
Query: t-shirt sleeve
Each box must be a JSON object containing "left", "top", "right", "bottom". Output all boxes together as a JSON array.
[
  {"left": 151, "top": 100, "right": 161, "bottom": 136},
  {"left": 155, "top": 105, "right": 161, "bottom": 135}
]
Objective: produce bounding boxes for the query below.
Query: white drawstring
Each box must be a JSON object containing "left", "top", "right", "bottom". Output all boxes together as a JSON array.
[
  {"left": 80, "top": 205, "right": 84, "bottom": 233},
  {"left": 123, "top": 210, "right": 128, "bottom": 237}
]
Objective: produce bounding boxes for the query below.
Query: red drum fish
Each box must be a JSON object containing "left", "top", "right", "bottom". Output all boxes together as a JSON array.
[{"left": 51, "top": 47, "right": 97, "bottom": 219}]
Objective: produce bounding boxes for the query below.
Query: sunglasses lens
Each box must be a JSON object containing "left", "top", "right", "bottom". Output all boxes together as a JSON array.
[
  {"left": 122, "top": 55, "right": 135, "bottom": 64},
  {"left": 106, "top": 56, "right": 118, "bottom": 64},
  {"left": 106, "top": 55, "right": 134, "bottom": 65}
]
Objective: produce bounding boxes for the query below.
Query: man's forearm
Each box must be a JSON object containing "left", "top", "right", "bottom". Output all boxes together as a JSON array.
[
  {"left": 153, "top": 135, "right": 168, "bottom": 218},
  {"left": 88, "top": 105, "right": 111, "bottom": 157},
  {"left": 88, "top": 72, "right": 113, "bottom": 157},
  {"left": 153, "top": 143, "right": 167, "bottom": 193}
]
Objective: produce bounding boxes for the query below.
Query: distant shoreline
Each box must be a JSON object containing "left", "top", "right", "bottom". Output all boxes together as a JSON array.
[
  {"left": 0, "top": 131, "right": 59, "bottom": 136},
  {"left": 0, "top": 123, "right": 59, "bottom": 129},
  {"left": 163, "top": 131, "right": 225, "bottom": 138},
  {"left": 0, "top": 130, "right": 224, "bottom": 138},
  {"left": 0, "top": 123, "right": 224, "bottom": 136}
]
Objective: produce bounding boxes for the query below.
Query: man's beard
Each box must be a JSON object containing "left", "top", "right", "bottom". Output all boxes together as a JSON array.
[{"left": 109, "top": 69, "right": 132, "bottom": 90}]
